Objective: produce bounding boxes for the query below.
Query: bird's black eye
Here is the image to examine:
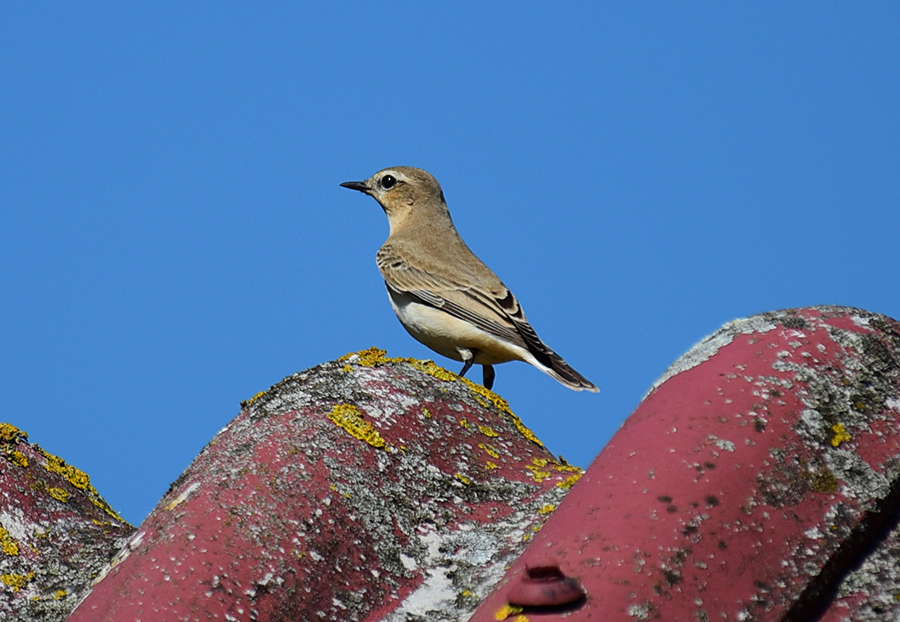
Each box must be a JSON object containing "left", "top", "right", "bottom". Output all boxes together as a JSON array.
[{"left": 380, "top": 175, "right": 397, "bottom": 189}]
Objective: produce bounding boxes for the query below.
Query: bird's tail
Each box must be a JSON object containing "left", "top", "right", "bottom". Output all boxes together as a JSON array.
[
  {"left": 543, "top": 350, "right": 599, "bottom": 392},
  {"left": 525, "top": 346, "right": 598, "bottom": 392},
  {"left": 508, "top": 311, "right": 599, "bottom": 392}
]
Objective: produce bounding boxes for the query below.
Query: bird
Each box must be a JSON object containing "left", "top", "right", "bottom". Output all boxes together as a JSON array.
[{"left": 340, "top": 166, "right": 598, "bottom": 393}]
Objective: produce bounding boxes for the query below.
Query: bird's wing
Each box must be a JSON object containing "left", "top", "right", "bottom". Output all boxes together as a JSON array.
[{"left": 377, "top": 242, "right": 554, "bottom": 364}]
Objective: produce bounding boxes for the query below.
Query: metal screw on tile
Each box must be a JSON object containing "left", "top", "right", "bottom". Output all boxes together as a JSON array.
[{"left": 507, "top": 564, "right": 586, "bottom": 608}]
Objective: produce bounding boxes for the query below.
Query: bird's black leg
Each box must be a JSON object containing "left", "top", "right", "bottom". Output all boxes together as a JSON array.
[
  {"left": 458, "top": 359, "right": 473, "bottom": 378},
  {"left": 482, "top": 365, "right": 495, "bottom": 390}
]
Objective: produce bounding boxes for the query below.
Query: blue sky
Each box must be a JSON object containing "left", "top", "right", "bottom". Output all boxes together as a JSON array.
[{"left": 2, "top": 4, "right": 898, "bottom": 524}]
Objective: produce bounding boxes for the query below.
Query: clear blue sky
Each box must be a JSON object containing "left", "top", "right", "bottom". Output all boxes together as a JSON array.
[{"left": 2, "top": 4, "right": 898, "bottom": 524}]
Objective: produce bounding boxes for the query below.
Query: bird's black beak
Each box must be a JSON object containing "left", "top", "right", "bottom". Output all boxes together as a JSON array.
[{"left": 340, "top": 180, "right": 369, "bottom": 193}]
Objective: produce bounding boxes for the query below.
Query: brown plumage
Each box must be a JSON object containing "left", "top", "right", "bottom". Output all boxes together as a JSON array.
[{"left": 341, "top": 166, "right": 598, "bottom": 392}]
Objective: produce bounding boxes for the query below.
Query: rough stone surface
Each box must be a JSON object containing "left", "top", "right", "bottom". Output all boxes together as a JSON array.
[
  {"left": 471, "top": 306, "right": 900, "bottom": 621},
  {"left": 67, "top": 348, "right": 577, "bottom": 622},
  {"left": 0, "top": 423, "right": 133, "bottom": 622},
  {"left": 9, "top": 306, "right": 897, "bottom": 622}
]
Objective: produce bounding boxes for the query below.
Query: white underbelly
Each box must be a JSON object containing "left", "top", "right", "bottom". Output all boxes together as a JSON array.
[{"left": 386, "top": 287, "right": 527, "bottom": 366}]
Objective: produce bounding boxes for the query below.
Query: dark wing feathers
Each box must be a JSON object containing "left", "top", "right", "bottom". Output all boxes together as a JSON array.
[
  {"left": 388, "top": 282, "right": 526, "bottom": 348},
  {"left": 378, "top": 243, "right": 596, "bottom": 390}
]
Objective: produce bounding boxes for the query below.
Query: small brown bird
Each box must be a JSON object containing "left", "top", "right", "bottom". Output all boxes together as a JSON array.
[{"left": 341, "top": 166, "right": 598, "bottom": 392}]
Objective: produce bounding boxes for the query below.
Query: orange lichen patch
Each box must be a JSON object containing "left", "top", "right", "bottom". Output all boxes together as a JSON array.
[
  {"left": 0, "top": 526, "right": 19, "bottom": 556},
  {"left": 831, "top": 423, "right": 852, "bottom": 447},
  {"left": 0, "top": 422, "right": 27, "bottom": 444},
  {"left": 328, "top": 404, "right": 386, "bottom": 449},
  {"left": 1, "top": 572, "right": 34, "bottom": 591}
]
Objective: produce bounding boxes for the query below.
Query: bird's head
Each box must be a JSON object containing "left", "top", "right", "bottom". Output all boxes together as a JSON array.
[{"left": 341, "top": 166, "right": 450, "bottom": 232}]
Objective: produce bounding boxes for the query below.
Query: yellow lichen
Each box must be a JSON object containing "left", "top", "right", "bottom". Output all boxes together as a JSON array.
[
  {"left": 553, "top": 461, "right": 583, "bottom": 473},
  {"left": 494, "top": 604, "right": 525, "bottom": 620},
  {"left": 41, "top": 453, "right": 90, "bottom": 490},
  {"left": 328, "top": 404, "right": 386, "bottom": 449},
  {"left": 54, "top": 589, "right": 67, "bottom": 600},
  {"left": 422, "top": 408, "right": 432, "bottom": 418},
  {"left": 0, "top": 423, "right": 27, "bottom": 444},
  {"left": 0, "top": 526, "right": 19, "bottom": 556},
  {"left": 408, "top": 359, "right": 461, "bottom": 383},
  {"left": 1, "top": 572, "right": 34, "bottom": 591},
  {"left": 538, "top": 504, "right": 556, "bottom": 515},
  {"left": 805, "top": 467, "right": 839, "bottom": 493},
  {"left": 479, "top": 443, "right": 500, "bottom": 459},
  {"left": 48, "top": 487, "right": 69, "bottom": 503},
  {"left": 246, "top": 391, "right": 266, "bottom": 405},
  {"left": 526, "top": 464, "right": 552, "bottom": 483},
  {"left": 340, "top": 348, "right": 544, "bottom": 447},
  {"left": 37, "top": 448, "right": 126, "bottom": 523},
  {"left": 344, "top": 347, "right": 471, "bottom": 387},
  {"left": 6, "top": 450, "right": 28, "bottom": 468},
  {"left": 478, "top": 425, "right": 499, "bottom": 438},
  {"left": 831, "top": 423, "right": 852, "bottom": 447},
  {"left": 459, "top": 418, "right": 470, "bottom": 428},
  {"left": 485, "top": 462, "right": 499, "bottom": 470},
  {"left": 340, "top": 346, "right": 390, "bottom": 367},
  {"left": 556, "top": 473, "right": 583, "bottom": 490},
  {"left": 455, "top": 473, "right": 472, "bottom": 485},
  {"left": 508, "top": 416, "right": 542, "bottom": 447}
]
